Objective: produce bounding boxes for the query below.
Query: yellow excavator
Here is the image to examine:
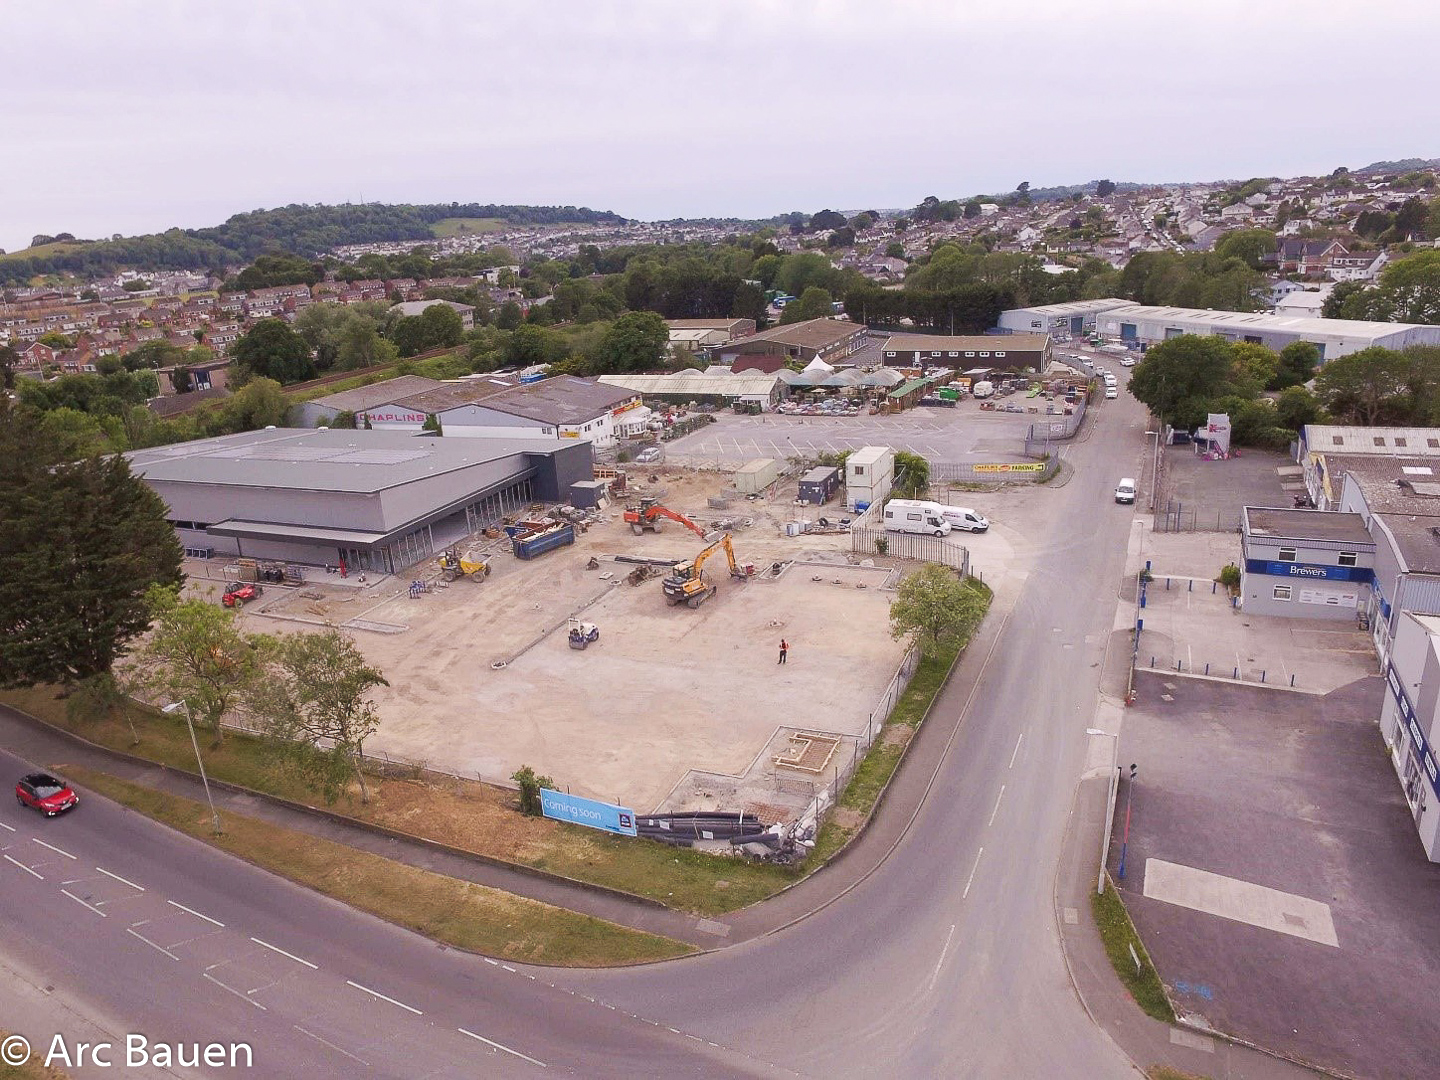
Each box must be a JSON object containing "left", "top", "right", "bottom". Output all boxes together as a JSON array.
[
  {"left": 662, "top": 534, "right": 751, "bottom": 608},
  {"left": 437, "top": 545, "right": 491, "bottom": 582}
]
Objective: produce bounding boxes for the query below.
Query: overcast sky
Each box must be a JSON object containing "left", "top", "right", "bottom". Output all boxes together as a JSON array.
[{"left": 2, "top": 0, "right": 1436, "bottom": 254}]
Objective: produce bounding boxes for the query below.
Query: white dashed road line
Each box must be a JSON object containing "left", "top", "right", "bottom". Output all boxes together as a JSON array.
[
  {"left": 32, "top": 838, "right": 75, "bottom": 859},
  {"left": 4, "top": 853, "right": 42, "bottom": 879},
  {"left": 346, "top": 979, "right": 423, "bottom": 1016},
  {"left": 250, "top": 937, "right": 318, "bottom": 970},
  {"left": 457, "top": 1027, "right": 548, "bottom": 1068},
  {"left": 60, "top": 889, "right": 107, "bottom": 917},
  {"left": 96, "top": 867, "right": 144, "bottom": 891},
  {"left": 963, "top": 848, "right": 984, "bottom": 900},
  {"left": 294, "top": 1026, "right": 369, "bottom": 1066},
  {"left": 167, "top": 899, "right": 224, "bottom": 927}
]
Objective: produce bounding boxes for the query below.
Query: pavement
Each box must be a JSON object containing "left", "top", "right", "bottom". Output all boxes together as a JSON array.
[
  {"left": 0, "top": 387, "right": 1343, "bottom": 1079},
  {"left": 1110, "top": 671, "right": 1440, "bottom": 1080},
  {"left": 1155, "top": 444, "right": 1293, "bottom": 532}
]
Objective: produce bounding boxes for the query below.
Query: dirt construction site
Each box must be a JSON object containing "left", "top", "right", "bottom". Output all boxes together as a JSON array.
[{"left": 196, "top": 466, "right": 923, "bottom": 819}]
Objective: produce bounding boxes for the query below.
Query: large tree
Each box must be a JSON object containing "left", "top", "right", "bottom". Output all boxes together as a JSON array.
[
  {"left": 1313, "top": 346, "right": 1411, "bottom": 425},
  {"left": 0, "top": 402, "right": 182, "bottom": 687},
  {"left": 1128, "top": 335, "right": 1237, "bottom": 429},
  {"left": 250, "top": 629, "right": 388, "bottom": 803},
  {"left": 232, "top": 318, "right": 314, "bottom": 384},
  {"left": 889, "top": 565, "right": 988, "bottom": 653},
  {"left": 130, "top": 586, "right": 265, "bottom": 744},
  {"left": 591, "top": 311, "right": 668, "bottom": 374},
  {"left": 779, "top": 287, "right": 835, "bottom": 324}
]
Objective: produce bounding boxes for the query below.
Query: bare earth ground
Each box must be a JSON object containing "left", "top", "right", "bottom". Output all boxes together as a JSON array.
[{"left": 213, "top": 468, "right": 925, "bottom": 813}]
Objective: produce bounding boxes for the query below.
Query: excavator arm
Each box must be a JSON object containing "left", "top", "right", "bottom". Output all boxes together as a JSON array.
[
  {"left": 691, "top": 534, "right": 737, "bottom": 577},
  {"left": 652, "top": 506, "right": 706, "bottom": 538}
]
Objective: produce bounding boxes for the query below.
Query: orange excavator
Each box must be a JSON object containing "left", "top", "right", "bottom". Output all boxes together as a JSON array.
[{"left": 623, "top": 497, "right": 706, "bottom": 537}]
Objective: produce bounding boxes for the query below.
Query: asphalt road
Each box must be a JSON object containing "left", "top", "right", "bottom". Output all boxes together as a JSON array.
[{"left": 1, "top": 379, "right": 1151, "bottom": 1078}]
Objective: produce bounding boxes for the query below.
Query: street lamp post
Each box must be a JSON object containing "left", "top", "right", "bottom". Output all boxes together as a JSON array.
[
  {"left": 161, "top": 700, "right": 221, "bottom": 835},
  {"left": 1144, "top": 429, "right": 1161, "bottom": 512},
  {"left": 1088, "top": 728, "right": 1120, "bottom": 894},
  {"left": 1116, "top": 763, "right": 1138, "bottom": 880}
]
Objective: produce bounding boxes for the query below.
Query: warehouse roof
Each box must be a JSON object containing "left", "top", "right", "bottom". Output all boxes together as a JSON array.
[
  {"left": 1242, "top": 507, "right": 1372, "bottom": 545},
  {"left": 1096, "top": 305, "right": 1435, "bottom": 339},
  {"left": 1002, "top": 299, "right": 1140, "bottom": 317},
  {"left": 739, "top": 318, "right": 864, "bottom": 350},
  {"left": 306, "top": 375, "right": 445, "bottom": 412},
  {"left": 1329, "top": 455, "right": 1440, "bottom": 513},
  {"left": 1374, "top": 514, "right": 1440, "bottom": 575},
  {"left": 666, "top": 318, "right": 750, "bottom": 331},
  {"left": 1304, "top": 425, "right": 1440, "bottom": 456},
  {"left": 597, "top": 372, "right": 780, "bottom": 397},
  {"left": 126, "top": 428, "right": 555, "bottom": 494},
  {"left": 391, "top": 375, "right": 520, "bottom": 413},
  {"left": 479, "top": 375, "right": 636, "bottom": 424},
  {"left": 883, "top": 333, "right": 1049, "bottom": 353}
]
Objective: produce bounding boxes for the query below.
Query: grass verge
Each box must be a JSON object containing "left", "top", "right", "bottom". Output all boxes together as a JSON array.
[
  {"left": 65, "top": 767, "right": 690, "bottom": 967},
  {"left": 1092, "top": 879, "right": 1175, "bottom": 1023},
  {"left": 0, "top": 1033, "right": 68, "bottom": 1079},
  {"left": 2, "top": 686, "right": 794, "bottom": 916},
  {"left": 803, "top": 577, "right": 992, "bottom": 865}
]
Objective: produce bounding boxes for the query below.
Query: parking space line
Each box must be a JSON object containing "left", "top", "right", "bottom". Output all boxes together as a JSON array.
[
  {"left": 0, "top": 821, "right": 14, "bottom": 832},
  {"left": 60, "top": 889, "right": 107, "bottom": 917},
  {"left": 346, "top": 979, "right": 423, "bottom": 1016},
  {"left": 458, "top": 1027, "right": 548, "bottom": 1068},
  {"left": 4, "top": 853, "right": 42, "bottom": 879},
  {"left": 250, "top": 937, "right": 318, "bottom": 970},
  {"left": 96, "top": 867, "right": 144, "bottom": 891},
  {"left": 167, "top": 899, "right": 224, "bottom": 927},
  {"left": 32, "top": 838, "right": 76, "bottom": 859}
]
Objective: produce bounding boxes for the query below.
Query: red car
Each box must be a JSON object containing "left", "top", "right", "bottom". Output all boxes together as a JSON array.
[
  {"left": 221, "top": 582, "right": 263, "bottom": 608},
  {"left": 15, "top": 773, "right": 79, "bottom": 817}
]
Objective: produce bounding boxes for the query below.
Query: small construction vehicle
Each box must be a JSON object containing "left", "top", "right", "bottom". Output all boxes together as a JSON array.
[
  {"left": 567, "top": 619, "right": 600, "bottom": 650},
  {"left": 437, "top": 545, "right": 491, "bottom": 582},
  {"left": 623, "top": 497, "right": 706, "bottom": 537},
  {"left": 221, "top": 582, "right": 263, "bottom": 609},
  {"left": 662, "top": 534, "right": 751, "bottom": 608}
]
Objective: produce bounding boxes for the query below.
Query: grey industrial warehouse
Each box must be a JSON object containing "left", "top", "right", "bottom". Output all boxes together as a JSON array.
[
  {"left": 1092, "top": 304, "right": 1440, "bottom": 360},
  {"left": 127, "top": 427, "right": 592, "bottom": 574},
  {"left": 880, "top": 333, "right": 1051, "bottom": 371}
]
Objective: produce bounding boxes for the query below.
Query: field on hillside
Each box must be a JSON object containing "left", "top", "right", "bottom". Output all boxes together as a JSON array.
[{"left": 429, "top": 216, "right": 506, "bottom": 238}]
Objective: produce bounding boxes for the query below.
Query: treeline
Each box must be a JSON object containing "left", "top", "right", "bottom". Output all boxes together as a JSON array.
[
  {"left": 0, "top": 202, "right": 625, "bottom": 285},
  {"left": 842, "top": 282, "right": 1013, "bottom": 333}
]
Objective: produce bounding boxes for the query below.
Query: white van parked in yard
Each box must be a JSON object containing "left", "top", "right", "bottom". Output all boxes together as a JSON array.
[
  {"left": 883, "top": 499, "right": 952, "bottom": 537},
  {"left": 939, "top": 505, "right": 989, "bottom": 532}
]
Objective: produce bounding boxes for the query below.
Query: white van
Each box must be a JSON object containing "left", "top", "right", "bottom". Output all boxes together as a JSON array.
[
  {"left": 939, "top": 505, "right": 989, "bottom": 532},
  {"left": 1115, "top": 478, "right": 1136, "bottom": 504},
  {"left": 883, "top": 499, "right": 952, "bottom": 537}
]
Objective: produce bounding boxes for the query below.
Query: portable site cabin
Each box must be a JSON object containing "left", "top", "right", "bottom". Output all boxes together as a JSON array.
[
  {"left": 734, "top": 458, "right": 780, "bottom": 494},
  {"left": 798, "top": 466, "right": 841, "bottom": 505},
  {"left": 846, "top": 446, "right": 894, "bottom": 512}
]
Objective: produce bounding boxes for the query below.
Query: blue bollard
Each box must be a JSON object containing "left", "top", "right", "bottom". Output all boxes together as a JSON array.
[
  {"left": 1166, "top": 577, "right": 1171, "bottom": 590},
  {"left": 1205, "top": 662, "right": 1210, "bottom": 675},
  {"left": 1212, "top": 581, "right": 1217, "bottom": 594},
  {"left": 1291, "top": 674, "right": 1296, "bottom": 687},
  {"left": 1137, "top": 618, "right": 1143, "bottom": 633},
  {"left": 1261, "top": 670, "right": 1266, "bottom": 683},
  {"left": 1233, "top": 666, "right": 1239, "bottom": 679},
  {"left": 1177, "top": 660, "right": 1182, "bottom": 671},
  {"left": 1145, "top": 559, "right": 1152, "bottom": 572},
  {"left": 1189, "top": 579, "right": 1193, "bottom": 592}
]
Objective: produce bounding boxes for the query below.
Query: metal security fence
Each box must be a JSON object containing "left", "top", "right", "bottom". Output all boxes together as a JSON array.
[
  {"left": 929, "top": 458, "right": 1058, "bottom": 484},
  {"left": 1152, "top": 498, "right": 1243, "bottom": 534},
  {"left": 850, "top": 521, "right": 969, "bottom": 573}
]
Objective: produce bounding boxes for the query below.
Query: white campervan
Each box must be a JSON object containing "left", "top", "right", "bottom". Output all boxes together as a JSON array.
[{"left": 883, "top": 499, "right": 952, "bottom": 537}]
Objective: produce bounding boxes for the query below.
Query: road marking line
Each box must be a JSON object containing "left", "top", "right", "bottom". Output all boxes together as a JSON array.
[
  {"left": 483, "top": 957, "right": 499, "bottom": 965},
  {"left": 346, "top": 979, "right": 422, "bottom": 1015},
  {"left": 32, "top": 838, "right": 76, "bottom": 859},
  {"left": 4, "top": 854, "right": 42, "bottom": 879},
  {"left": 203, "top": 972, "right": 267, "bottom": 1010},
  {"left": 930, "top": 924, "right": 957, "bottom": 991},
  {"left": 501, "top": 964, "right": 517, "bottom": 973},
  {"left": 988, "top": 785, "right": 1006, "bottom": 826},
  {"left": 96, "top": 867, "right": 144, "bottom": 891},
  {"left": 167, "top": 899, "right": 223, "bottom": 926},
  {"left": 963, "top": 848, "right": 984, "bottom": 900},
  {"left": 1009, "top": 732, "right": 1025, "bottom": 768},
  {"left": 61, "top": 889, "right": 107, "bottom": 917},
  {"left": 126, "top": 928, "right": 179, "bottom": 961},
  {"left": 250, "top": 937, "right": 318, "bottom": 969},
  {"left": 62, "top": 877, "right": 84, "bottom": 885},
  {"left": 0, "top": 821, "right": 14, "bottom": 832},
  {"left": 457, "top": 1027, "right": 547, "bottom": 1068},
  {"left": 294, "top": 1026, "right": 369, "bottom": 1065}
]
